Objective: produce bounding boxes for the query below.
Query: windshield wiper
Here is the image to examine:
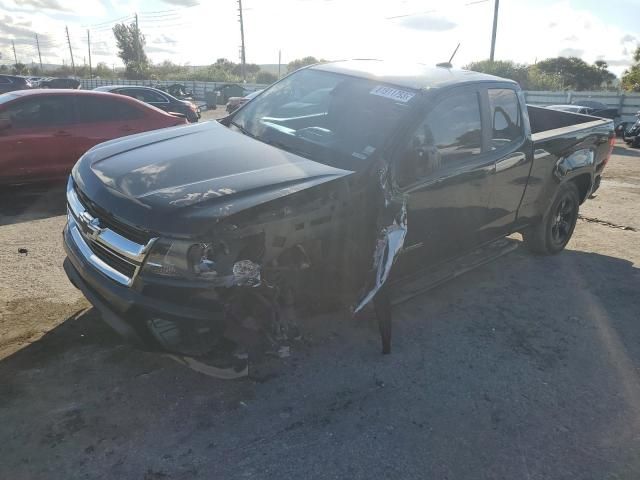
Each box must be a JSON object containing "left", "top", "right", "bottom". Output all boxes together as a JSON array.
[
  {"left": 262, "top": 138, "right": 313, "bottom": 160},
  {"left": 230, "top": 120, "right": 256, "bottom": 138},
  {"left": 231, "top": 121, "right": 313, "bottom": 160}
]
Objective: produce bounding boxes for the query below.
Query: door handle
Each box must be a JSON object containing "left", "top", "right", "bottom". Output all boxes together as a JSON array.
[
  {"left": 496, "top": 153, "right": 526, "bottom": 172},
  {"left": 53, "top": 130, "right": 71, "bottom": 137},
  {"left": 119, "top": 126, "right": 136, "bottom": 132}
]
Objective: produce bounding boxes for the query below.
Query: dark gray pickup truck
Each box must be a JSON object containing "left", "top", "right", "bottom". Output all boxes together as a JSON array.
[{"left": 63, "top": 60, "right": 615, "bottom": 360}]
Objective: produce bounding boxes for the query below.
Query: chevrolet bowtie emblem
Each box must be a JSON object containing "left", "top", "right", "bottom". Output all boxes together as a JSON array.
[{"left": 78, "top": 212, "right": 104, "bottom": 240}]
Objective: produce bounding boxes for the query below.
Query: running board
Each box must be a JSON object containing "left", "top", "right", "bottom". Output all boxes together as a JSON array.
[{"left": 390, "top": 238, "right": 520, "bottom": 306}]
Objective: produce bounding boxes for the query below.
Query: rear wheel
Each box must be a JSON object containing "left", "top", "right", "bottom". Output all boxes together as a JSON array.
[{"left": 523, "top": 182, "right": 580, "bottom": 255}]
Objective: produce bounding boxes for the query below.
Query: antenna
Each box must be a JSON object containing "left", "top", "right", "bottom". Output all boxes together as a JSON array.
[{"left": 436, "top": 43, "right": 460, "bottom": 68}]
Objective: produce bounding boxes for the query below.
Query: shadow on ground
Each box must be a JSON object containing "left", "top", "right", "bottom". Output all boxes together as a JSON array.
[
  {"left": 0, "top": 183, "right": 67, "bottom": 226},
  {"left": 1, "top": 245, "right": 639, "bottom": 479},
  {"left": 613, "top": 145, "right": 640, "bottom": 158}
]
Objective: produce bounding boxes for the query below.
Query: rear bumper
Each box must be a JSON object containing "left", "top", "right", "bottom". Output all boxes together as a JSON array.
[{"left": 63, "top": 222, "right": 226, "bottom": 347}]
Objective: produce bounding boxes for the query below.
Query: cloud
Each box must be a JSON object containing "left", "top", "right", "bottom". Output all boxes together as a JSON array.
[
  {"left": 621, "top": 34, "right": 636, "bottom": 43},
  {"left": 151, "top": 34, "right": 177, "bottom": 45},
  {"left": 13, "top": 0, "right": 68, "bottom": 10},
  {"left": 161, "top": 0, "right": 199, "bottom": 6},
  {"left": 147, "top": 45, "right": 178, "bottom": 54},
  {"left": 604, "top": 59, "right": 631, "bottom": 67},
  {"left": 398, "top": 15, "right": 456, "bottom": 31},
  {"left": 558, "top": 48, "right": 584, "bottom": 58}
]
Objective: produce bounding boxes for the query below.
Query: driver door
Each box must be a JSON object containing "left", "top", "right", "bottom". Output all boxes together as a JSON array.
[{"left": 393, "top": 87, "right": 495, "bottom": 270}]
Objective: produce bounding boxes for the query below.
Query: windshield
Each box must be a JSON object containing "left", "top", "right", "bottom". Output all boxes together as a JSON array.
[{"left": 231, "top": 68, "right": 418, "bottom": 169}]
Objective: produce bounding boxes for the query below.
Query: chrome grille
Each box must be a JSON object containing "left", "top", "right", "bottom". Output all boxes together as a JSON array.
[{"left": 66, "top": 178, "right": 157, "bottom": 286}]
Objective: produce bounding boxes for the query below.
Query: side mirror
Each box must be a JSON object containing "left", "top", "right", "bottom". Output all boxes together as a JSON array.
[{"left": 0, "top": 118, "right": 11, "bottom": 131}]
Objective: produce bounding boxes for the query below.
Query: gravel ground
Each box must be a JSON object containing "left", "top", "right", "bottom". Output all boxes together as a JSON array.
[{"left": 0, "top": 140, "right": 639, "bottom": 479}]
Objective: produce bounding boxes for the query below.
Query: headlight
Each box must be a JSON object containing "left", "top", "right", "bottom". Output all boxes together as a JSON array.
[
  {"left": 142, "top": 239, "right": 260, "bottom": 287},
  {"left": 143, "top": 240, "right": 220, "bottom": 279}
]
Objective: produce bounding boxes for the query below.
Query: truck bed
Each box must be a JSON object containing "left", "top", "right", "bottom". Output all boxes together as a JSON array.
[{"left": 527, "top": 105, "right": 612, "bottom": 139}]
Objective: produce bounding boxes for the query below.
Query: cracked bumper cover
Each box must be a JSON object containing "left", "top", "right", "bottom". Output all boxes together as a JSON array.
[{"left": 63, "top": 224, "right": 227, "bottom": 344}]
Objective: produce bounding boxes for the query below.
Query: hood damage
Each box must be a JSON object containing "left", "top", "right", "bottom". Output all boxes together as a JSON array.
[{"left": 145, "top": 161, "right": 407, "bottom": 373}]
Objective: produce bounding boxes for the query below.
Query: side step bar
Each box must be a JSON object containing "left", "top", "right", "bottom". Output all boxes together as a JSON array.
[{"left": 390, "top": 238, "right": 520, "bottom": 306}]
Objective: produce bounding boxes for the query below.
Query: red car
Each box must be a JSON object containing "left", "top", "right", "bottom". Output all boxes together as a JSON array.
[{"left": 0, "top": 89, "right": 187, "bottom": 186}]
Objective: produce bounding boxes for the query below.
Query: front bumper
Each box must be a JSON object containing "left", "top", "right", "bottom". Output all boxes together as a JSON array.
[{"left": 63, "top": 222, "right": 227, "bottom": 347}]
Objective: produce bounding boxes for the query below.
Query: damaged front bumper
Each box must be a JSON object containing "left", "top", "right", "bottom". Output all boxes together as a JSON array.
[{"left": 63, "top": 223, "right": 228, "bottom": 350}]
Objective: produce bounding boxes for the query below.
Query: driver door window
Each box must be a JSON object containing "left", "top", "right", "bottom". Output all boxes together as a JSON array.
[
  {"left": 488, "top": 88, "right": 523, "bottom": 149},
  {"left": 396, "top": 90, "right": 482, "bottom": 187}
]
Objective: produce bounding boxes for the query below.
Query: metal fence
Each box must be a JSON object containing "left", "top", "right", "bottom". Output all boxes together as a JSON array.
[
  {"left": 523, "top": 90, "right": 640, "bottom": 122},
  {"left": 80, "top": 79, "right": 640, "bottom": 120}
]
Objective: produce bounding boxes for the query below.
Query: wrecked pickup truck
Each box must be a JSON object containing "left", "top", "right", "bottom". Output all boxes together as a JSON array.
[{"left": 63, "top": 60, "right": 615, "bottom": 358}]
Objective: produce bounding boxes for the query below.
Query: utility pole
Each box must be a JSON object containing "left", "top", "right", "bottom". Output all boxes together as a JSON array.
[
  {"left": 35, "top": 34, "right": 43, "bottom": 72},
  {"left": 65, "top": 25, "right": 76, "bottom": 74},
  {"left": 489, "top": 0, "right": 499, "bottom": 62},
  {"left": 11, "top": 40, "right": 18, "bottom": 68},
  {"left": 238, "top": 0, "right": 246, "bottom": 81},
  {"left": 87, "top": 29, "right": 92, "bottom": 79}
]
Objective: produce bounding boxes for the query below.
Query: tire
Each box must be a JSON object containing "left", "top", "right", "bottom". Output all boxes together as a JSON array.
[
  {"left": 633, "top": 137, "right": 640, "bottom": 148},
  {"left": 523, "top": 182, "right": 580, "bottom": 255}
]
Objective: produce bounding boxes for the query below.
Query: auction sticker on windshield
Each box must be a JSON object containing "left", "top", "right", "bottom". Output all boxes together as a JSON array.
[{"left": 370, "top": 85, "right": 415, "bottom": 103}]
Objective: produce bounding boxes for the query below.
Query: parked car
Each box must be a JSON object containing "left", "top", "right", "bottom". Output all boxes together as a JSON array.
[
  {"left": 39, "top": 78, "right": 81, "bottom": 89},
  {"left": 62, "top": 60, "right": 614, "bottom": 361},
  {"left": 226, "top": 89, "right": 263, "bottom": 113},
  {"left": 0, "top": 89, "right": 187, "bottom": 185},
  {"left": 573, "top": 100, "right": 618, "bottom": 120},
  {"left": 615, "top": 120, "right": 635, "bottom": 138},
  {"left": 94, "top": 85, "right": 201, "bottom": 123},
  {"left": 547, "top": 103, "right": 618, "bottom": 120},
  {"left": 623, "top": 113, "right": 640, "bottom": 147},
  {"left": 26, "top": 76, "right": 44, "bottom": 87},
  {"left": 0, "top": 75, "right": 32, "bottom": 94}
]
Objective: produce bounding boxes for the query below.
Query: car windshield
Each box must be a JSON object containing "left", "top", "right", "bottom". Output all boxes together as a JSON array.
[{"left": 231, "top": 68, "right": 418, "bottom": 170}]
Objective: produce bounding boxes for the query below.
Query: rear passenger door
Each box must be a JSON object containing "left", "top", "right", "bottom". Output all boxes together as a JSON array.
[
  {"left": 393, "top": 86, "right": 495, "bottom": 267},
  {"left": 73, "top": 95, "right": 146, "bottom": 156},
  {"left": 481, "top": 87, "right": 531, "bottom": 238},
  {"left": 0, "top": 95, "right": 78, "bottom": 182}
]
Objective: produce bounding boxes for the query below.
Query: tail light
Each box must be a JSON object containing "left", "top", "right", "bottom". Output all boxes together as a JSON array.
[{"left": 603, "top": 135, "right": 615, "bottom": 167}]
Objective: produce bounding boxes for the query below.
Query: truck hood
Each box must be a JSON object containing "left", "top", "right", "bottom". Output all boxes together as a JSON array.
[{"left": 73, "top": 121, "right": 353, "bottom": 236}]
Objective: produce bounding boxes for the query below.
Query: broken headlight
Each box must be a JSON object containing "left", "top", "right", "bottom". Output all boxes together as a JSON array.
[
  {"left": 143, "top": 239, "right": 222, "bottom": 280},
  {"left": 142, "top": 239, "right": 261, "bottom": 287}
]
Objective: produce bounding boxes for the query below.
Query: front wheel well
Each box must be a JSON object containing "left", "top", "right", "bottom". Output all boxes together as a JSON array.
[{"left": 569, "top": 173, "right": 591, "bottom": 204}]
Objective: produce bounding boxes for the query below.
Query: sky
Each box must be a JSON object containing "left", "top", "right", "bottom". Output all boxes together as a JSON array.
[{"left": 1, "top": 0, "right": 639, "bottom": 77}]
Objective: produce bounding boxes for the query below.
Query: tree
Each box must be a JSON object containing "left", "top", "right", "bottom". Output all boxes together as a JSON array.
[
  {"left": 287, "top": 56, "right": 323, "bottom": 73},
  {"left": 113, "top": 21, "right": 149, "bottom": 79},
  {"left": 465, "top": 60, "right": 529, "bottom": 87},
  {"left": 621, "top": 47, "right": 640, "bottom": 92},
  {"left": 465, "top": 59, "right": 561, "bottom": 90},
  {"left": 12, "top": 62, "right": 28, "bottom": 75},
  {"left": 534, "top": 57, "right": 614, "bottom": 90},
  {"left": 94, "top": 62, "right": 116, "bottom": 79},
  {"left": 255, "top": 71, "right": 277, "bottom": 84}
]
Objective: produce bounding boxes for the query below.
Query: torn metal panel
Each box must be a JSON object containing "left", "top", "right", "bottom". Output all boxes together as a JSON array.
[
  {"left": 354, "top": 202, "right": 406, "bottom": 313},
  {"left": 354, "top": 167, "right": 408, "bottom": 313}
]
